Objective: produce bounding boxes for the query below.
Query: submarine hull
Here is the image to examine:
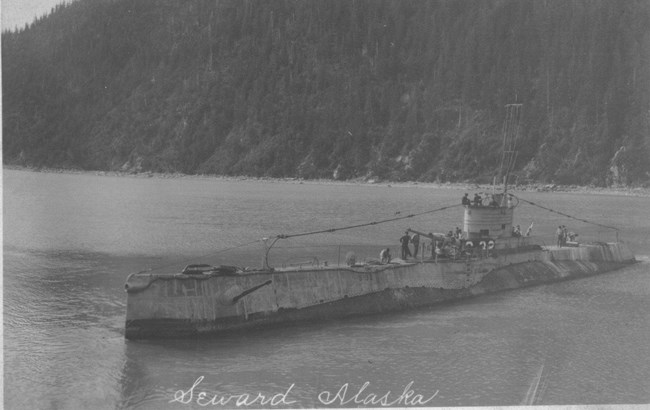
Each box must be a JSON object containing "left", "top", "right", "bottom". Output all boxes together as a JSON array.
[{"left": 124, "top": 241, "right": 635, "bottom": 339}]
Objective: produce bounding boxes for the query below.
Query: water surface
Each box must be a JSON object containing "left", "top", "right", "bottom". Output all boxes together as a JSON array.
[{"left": 4, "top": 169, "right": 650, "bottom": 408}]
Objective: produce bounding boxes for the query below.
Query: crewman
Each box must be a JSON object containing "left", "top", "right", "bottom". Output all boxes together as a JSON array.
[
  {"left": 380, "top": 248, "right": 392, "bottom": 264},
  {"left": 411, "top": 232, "right": 420, "bottom": 258},
  {"left": 400, "top": 231, "right": 412, "bottom": 260},
  {"left": 446, "top": 230, "right": 456, "bottom": 245},
  {"left": 434, "top": 242, "right": 444, "bottom": 261},
  {"left": 427, "top": 233, "right": 435, "bottom": 258},
  {"left": 462, "top": 193, "right": 471, "bottom": 206},
  {"left": 473, "top": 193, "right": 482, "bottom": 206}
]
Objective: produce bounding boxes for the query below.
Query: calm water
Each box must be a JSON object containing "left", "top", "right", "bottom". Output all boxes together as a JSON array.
[{"left": 3, "top": 169, "right": 650, "bottom": 409}]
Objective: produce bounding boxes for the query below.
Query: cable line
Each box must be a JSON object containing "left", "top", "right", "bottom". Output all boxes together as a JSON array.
[
  {"left": 138, "top": 193, "right": 623, "bottom": 275},
  {"left": 512, "top": 194, "right": 620, "bottom": 231},
  {"left": 275, "top": 203, "right": 463, "bottom": 240},
  {"left": 137, "top": 203, "right": 462, "bottom": 274}
]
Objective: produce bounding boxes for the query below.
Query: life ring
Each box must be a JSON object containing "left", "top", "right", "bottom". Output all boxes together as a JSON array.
[
  {"left": 465, "top": 241, "right": 473, "bottom": 249},
  {"left": 479, "top": 241, "right": 487, "bottom": 250},
  {"left": 487, "top": 240, "right": 495, "bottom": 250}
]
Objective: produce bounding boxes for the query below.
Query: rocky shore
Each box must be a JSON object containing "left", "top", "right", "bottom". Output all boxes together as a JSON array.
[{"left": 5, "top": 164, "right": 650, "bottom": 197}]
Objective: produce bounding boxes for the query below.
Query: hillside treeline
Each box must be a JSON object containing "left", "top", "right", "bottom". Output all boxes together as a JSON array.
[{"left": 3, "top": 0, "right": 650, "bottom": 185}]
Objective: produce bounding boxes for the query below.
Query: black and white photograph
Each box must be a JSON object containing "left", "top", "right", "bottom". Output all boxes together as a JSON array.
[{"left": 3, "top": 0, "right": 650, "bottom": 408}]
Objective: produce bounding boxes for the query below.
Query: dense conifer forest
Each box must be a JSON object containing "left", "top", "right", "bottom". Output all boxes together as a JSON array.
[{"left": 3, "top": 0, "right": 650, "bottom": 186}]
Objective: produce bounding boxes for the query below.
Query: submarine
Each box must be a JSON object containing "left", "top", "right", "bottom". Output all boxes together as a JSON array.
[{"left": 124, "top": 104, "right": 636, "bottom": 339}]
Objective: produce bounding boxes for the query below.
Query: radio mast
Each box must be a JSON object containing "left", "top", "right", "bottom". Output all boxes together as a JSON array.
[{"left": 498, "top": 103, "right": 522, "bottom": 197}]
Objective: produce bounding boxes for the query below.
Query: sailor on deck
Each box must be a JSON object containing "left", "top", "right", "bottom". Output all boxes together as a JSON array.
[
  {"left": 400, "top": 231, "right": 412, "bottom": 260},
  {"left": 380, "top": 248, "right": 392, "bottom": 264},
  {"left": 411, "top": 232, "right": 420, "bottom": 258}
]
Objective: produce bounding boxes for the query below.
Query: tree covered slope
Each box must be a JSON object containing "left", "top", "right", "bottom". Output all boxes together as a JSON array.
[{"left": 3, "top": 0, "right": 649, "bottom": 185}]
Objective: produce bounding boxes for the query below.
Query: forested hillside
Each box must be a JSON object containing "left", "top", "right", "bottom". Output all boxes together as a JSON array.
[{"left": 3, "top": 0, "right": 650, "bottom": 186}]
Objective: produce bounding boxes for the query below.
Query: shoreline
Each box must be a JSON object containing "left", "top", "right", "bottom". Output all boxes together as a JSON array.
[{"left": 4, "top": 164, "right": 650, "bottom": 197}]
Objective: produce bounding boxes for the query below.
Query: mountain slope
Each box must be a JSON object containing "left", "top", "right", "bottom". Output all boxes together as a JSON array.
[{"left": 3, "top": 0, "right": 649, "bottom": 185}]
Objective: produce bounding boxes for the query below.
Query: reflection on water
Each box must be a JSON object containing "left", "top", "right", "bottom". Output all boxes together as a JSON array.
[{"left": 3, "top": 169, "right": 650, "bottom": 408}]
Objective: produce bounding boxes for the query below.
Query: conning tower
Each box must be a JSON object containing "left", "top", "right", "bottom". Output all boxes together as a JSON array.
[
  {"left": 463, "top": 194, "right": 514, "bottom": 240},
  {"left": 464, "top": 103, "right": 522, "bottom": 240}
]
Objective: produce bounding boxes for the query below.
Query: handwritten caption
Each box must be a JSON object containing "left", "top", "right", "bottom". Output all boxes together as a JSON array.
[{"left": 171, "top": 376, "right": 439, "bottom": 407}]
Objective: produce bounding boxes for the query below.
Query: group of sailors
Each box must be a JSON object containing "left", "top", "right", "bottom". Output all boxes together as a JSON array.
[
  {"left": 556, "top": 225, "right": 578, "bottom": 247},
  {"left": 380, "top": 220, "right": 538, "bottom": 263},
  {"left": 380, "top": 230, "right": 422, "bottom": 263},
  {"left": 398, "top": 230, "right": 423, "bottom": 260},
  {"left": 435, "top": 228, "right": 468, "bottom": 258},
  {"left": 462, "top": 192, "right": 512, "bottom": 208},
  {"left": 380, "top": 227, "right": 470, "bottom": 264}
]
